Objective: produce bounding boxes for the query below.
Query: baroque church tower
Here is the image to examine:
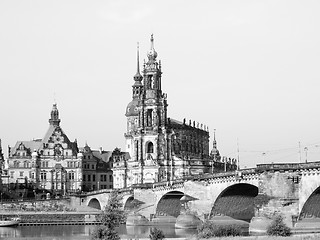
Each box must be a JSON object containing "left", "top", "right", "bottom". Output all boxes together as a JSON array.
[
  {"left": 122, "top": 35, "right": 169, "bottom": 186},
  {"left": 114, "top": 35, "right": 237, "bottom": 189}
]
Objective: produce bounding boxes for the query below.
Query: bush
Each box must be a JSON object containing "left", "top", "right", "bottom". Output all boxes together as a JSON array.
[
  {"left": 267, "top": 215, "right": 291, "bottom": 236},
  {"left": 91, "top": 225, "right": 120, "bottom": 240},
  {"left": 197, "top": 221, "right": 241, "bottom": 238},
  {"left": 149, "top": 227, "right": 165, "bottom": 240}
]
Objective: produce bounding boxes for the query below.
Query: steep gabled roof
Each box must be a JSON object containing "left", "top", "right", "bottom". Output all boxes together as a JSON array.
[{"left": 10, "top": 140, "right": 42, "bottom": 156}]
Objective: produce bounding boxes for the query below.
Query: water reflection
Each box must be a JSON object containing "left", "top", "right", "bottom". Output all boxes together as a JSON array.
[
  {"left": 0, "top": 226, "right": 21, "bottom": 238},
  {"left": 122, "top": 224, "right": 194, "bottom": 238},
  {"left": 0, "top": 224, "right": 197, "bottom": 239}
]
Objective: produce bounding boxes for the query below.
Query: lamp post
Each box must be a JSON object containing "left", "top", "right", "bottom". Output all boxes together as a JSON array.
[
  {"left": 262, "top": 152, "right": 266, "bottom": 164},
  {"left": 304, "top": 147, "right": 308, "bottom": 163},
  {"left": 33, "top": 190, "right": 36, "bottom": 209}
]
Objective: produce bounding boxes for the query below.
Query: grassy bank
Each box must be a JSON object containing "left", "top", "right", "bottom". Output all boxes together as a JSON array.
[{"left": 192, "top": 234, "right": 320, "bottom": 240}]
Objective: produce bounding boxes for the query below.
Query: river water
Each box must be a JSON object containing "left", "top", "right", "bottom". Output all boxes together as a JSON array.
[{"left": 0, "top": 224, "right": 197, "bottom": 240}]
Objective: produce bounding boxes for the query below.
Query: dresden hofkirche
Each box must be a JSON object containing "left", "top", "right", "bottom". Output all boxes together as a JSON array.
[{"left": 112, "top": 35, "right": 237, "bottom": 189}]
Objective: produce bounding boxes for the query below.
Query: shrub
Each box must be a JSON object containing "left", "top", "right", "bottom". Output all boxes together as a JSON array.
[
  {"left": 267, "top": 215, "right": 291, "bottom": 236},
  {"left": 149, "top": 227, "right": 165, "bottom": 240},
  {"left": 91, "top": 225, "right": 120, "bottom": 240},
  {"left": 197, "top": 221, "right": 241, "bottom": 238}
]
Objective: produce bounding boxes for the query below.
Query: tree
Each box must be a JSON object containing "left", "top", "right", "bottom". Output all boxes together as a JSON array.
[
  {"left": 267, "top": 215, "right": 291, "bottom": 236},
  {"left": 91, "top": 191, "right": 125, "bottom": 240}
]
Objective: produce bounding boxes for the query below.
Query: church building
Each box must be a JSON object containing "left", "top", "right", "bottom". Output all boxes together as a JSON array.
[{"left": 113, "top": 35, "right": 237, "bottom": 189}]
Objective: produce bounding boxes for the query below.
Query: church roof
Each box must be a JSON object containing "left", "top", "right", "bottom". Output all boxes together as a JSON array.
[{"left": 125, "top": 99, "right": 139, "bottom": 117}]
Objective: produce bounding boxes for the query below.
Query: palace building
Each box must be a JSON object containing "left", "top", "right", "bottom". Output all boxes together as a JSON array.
[
  {"left": 6, "top": 104, "right": 82, "bottom": 194},
  {"left": 4, "top": 104, "right": 113, "bottom": 196},
  {"left": 112, "top": 35, "right": 237, "bottom": 189}
]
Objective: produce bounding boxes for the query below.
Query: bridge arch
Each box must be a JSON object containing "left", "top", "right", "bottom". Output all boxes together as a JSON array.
[
  {"left": 156, "top": 191, "right": 184, "bottom": 218},
  {"left": 88, "top": 198, "right": 102, "bottom": 210},
  {"left": 123, "top": 195, "right": 140, "bottom": 211},
  {"left": 300, "top": 186, "right": 320, "bottom": 219},
  {"left": 211, "top": 183, "right": 258, "bottom": 221}
]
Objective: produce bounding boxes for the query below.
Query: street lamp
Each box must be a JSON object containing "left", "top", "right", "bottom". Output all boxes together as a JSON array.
[
  {"left": 304, "top": 147, "right": 308, "bottom": 163},
  {"left": 33, "top": 190, "right": 36, "bottom": 209}
]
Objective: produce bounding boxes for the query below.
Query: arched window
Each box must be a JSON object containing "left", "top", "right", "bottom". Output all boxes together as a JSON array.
[
  {"left": 147, "top": 109, "right": 152, "bottom": 126},
  {"left": 147, "top": 142, "right": 154, "bottom": 153}
]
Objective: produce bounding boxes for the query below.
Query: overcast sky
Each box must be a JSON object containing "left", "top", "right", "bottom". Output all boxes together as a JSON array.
[{"left": 1, "top": 0, "right": 320, "bottom": 168}]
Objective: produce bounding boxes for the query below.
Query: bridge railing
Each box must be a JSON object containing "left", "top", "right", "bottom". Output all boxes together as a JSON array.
[{"left": 256, "top": 161, "right": 320, "bottom": 172}]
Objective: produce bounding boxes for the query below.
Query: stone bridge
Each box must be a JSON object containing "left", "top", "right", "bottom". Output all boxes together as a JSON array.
[{"left": 78, "top": 161, "right": 320, "bottom": 228}]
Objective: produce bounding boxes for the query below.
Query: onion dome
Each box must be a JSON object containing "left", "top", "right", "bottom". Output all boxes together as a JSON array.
[
  {"left": 147, "top": 34, "right": 158, "bottom": 61},
  {"left": 125, "top": 99, "right": 139, "bottom": 117}
]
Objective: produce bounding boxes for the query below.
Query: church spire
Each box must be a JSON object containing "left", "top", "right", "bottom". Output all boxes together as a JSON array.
[
  {"left": 134, "top": 42, "right": 143, "bottom": 82},
  {"left": 49, "top": 103, "right": 61, "bottom": 126},
  {"left": 211, "top": 129, "right": 220, "bottom": 157},
  {"left": 147, "top": 34, "right": 158, "bottom": 61}
]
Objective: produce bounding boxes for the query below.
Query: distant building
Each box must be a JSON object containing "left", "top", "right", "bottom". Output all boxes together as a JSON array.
[
  {"left": 80, "top": 144, "right": 113, "bottom": 191},
  {"left": 5, "top": 104, "right": 81, "bottom": 195},
  {"left": 4, "top": 104, "right": 113, "bottom": 195},
  {"left": 0, "top": 139, "right": 4, "bottom": 191},
  {"left": 113, "top": 35, "right": 237, "bottom": 189}
]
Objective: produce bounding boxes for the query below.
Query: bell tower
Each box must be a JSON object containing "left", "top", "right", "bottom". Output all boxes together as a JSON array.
[{"left": 123, "top": 35, "right": 169, "bottom": 186}]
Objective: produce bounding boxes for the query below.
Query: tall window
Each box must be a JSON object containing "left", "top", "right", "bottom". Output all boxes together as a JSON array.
[
  {"left": 147, "top": 142, "right": 154, "bottom": 153},
  {"left": 68, "top": 172, "right": 75, "bottom": 180},
  {"left": 147, "top": 109, "right": 152, "bottom": 126},
  {"left": 40, "top": 172, "right": 46, "bottom": 180},
  {"left": 135, "top": 140, "right": 139, "bottom": 161}
]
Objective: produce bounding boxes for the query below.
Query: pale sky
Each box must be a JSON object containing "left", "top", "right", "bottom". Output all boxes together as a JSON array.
[{"left": 1, "top": 0, "right": 320, "bottom": 168}]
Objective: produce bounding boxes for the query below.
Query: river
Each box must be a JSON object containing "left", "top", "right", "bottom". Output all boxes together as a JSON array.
[{"left": 0, "top": 224, "right": 197, "bottom": 240}]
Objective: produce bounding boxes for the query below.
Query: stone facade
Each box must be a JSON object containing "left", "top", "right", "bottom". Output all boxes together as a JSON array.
[
  {"left": 113, "top": 35, "right": 237, "bottom": 189},
  {"left": 3, "top": 104, "right": 114, "bottom": 195},
  {"left": 5, "top": 104, "right": 82, "bottom": 194}
]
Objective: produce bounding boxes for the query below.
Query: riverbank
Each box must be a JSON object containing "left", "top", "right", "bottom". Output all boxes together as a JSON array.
[
  {"left": 4, "top": 235, "right": 320, "bottom": 240},
  {"left": 191, "top": 234, "right": 320, "bottom": 240},
  {"left": 1, "top": 211, "right": 101, "bottom": 225}
]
